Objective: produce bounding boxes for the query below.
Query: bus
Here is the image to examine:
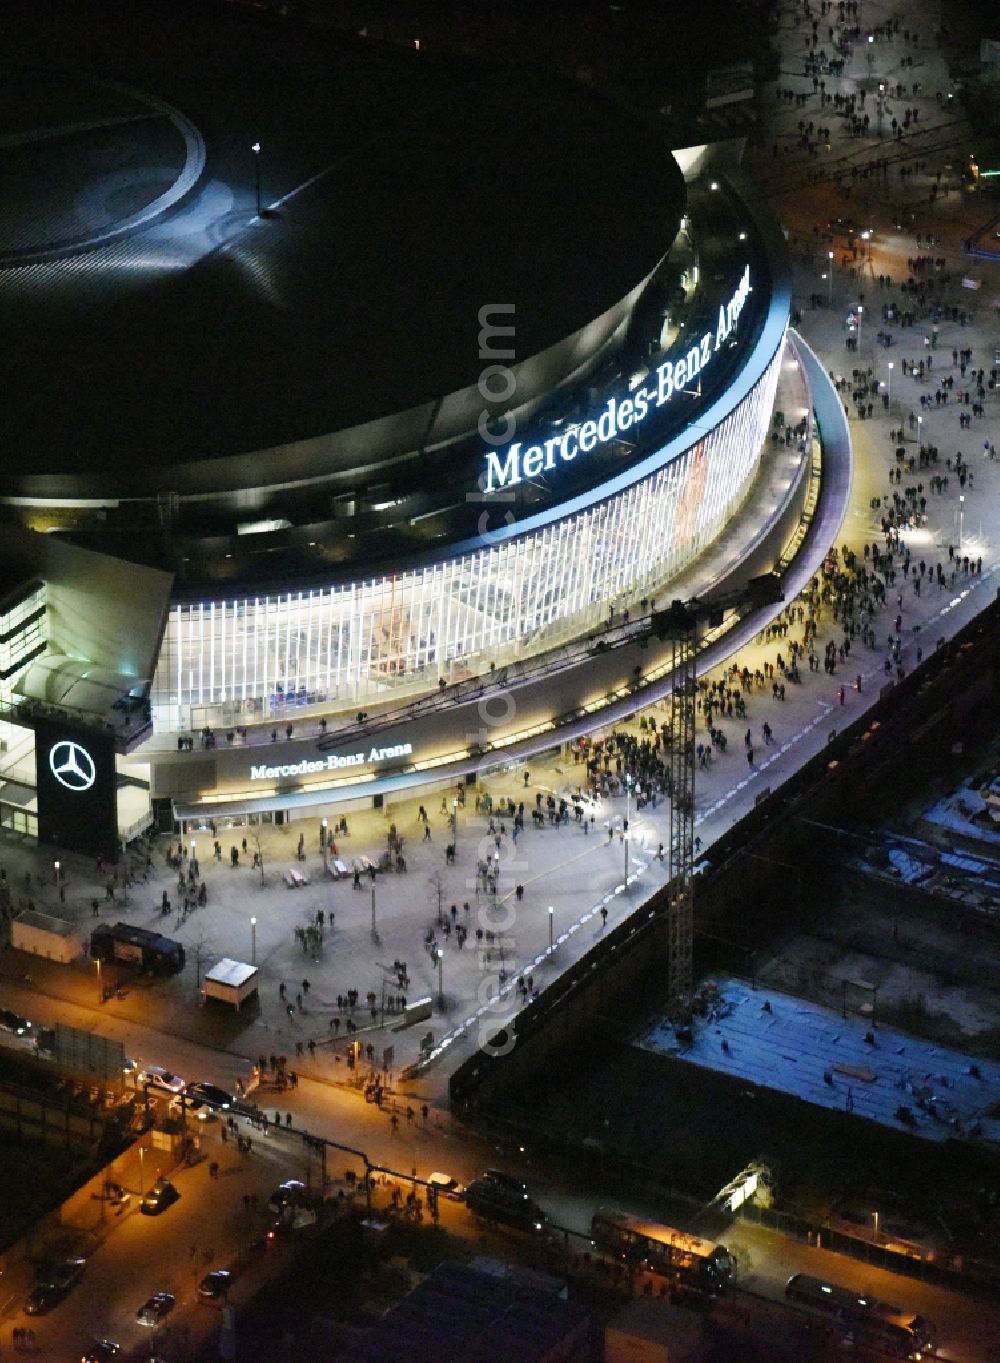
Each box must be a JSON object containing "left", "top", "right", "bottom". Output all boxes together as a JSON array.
[
  {"left": 785, "top": 1274, "right": 936, "bottom": 1358},
  {"left": 591, "top": 1208, "right": 735, "bottom": 1295}
]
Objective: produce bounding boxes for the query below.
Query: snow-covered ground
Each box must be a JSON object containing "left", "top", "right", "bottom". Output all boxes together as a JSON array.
[
  {"left": 638, "top": 977, "right": 1000, "bottom": 1146},
  {"left": 925, "top": 785, "right": 1000, "bottom": 848}
]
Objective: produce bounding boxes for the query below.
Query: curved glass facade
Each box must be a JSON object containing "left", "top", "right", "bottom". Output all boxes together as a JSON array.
[{"left": 151, "top": 338, "right": 783, "bottom": 732}]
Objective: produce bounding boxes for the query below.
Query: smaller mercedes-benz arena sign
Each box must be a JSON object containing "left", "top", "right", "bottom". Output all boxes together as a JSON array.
[{"left": 35, "top": 721, "right": 118, "bottom": 860}]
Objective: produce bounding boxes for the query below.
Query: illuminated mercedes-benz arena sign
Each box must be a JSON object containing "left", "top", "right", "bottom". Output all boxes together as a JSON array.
[
  {"left": 250, "top": 744, "right": 414, "bottom": 781},
  {"left": 1, "top": 0, "right": 794, "bottom": 790},
  {"left": 483, "top": 266, "right": 753, "bottom": 492}
]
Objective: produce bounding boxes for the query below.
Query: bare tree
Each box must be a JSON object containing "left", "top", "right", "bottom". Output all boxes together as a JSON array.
[
  {"left": 188, "top": 930, "right": 216, "bottom": 991},
  {"left": 427, "top": 869, "right": 446, "bottom": 927}
]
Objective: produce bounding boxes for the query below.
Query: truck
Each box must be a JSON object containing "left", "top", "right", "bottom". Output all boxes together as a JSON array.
[{"left": 90, "top": 922, "right": 186, "bottom": 974}]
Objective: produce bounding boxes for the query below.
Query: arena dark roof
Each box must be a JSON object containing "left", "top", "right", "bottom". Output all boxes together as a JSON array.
[{"left": 0, "top": 0, "right": 685, "bottom": 492}]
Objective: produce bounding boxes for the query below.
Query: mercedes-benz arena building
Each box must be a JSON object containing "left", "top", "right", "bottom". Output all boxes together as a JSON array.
[
  {"left": 0, "top": 0, "right": 798, "bottom": 832},
  {"left": 147, "top": 226, "right": 778, "bottom": 738}
]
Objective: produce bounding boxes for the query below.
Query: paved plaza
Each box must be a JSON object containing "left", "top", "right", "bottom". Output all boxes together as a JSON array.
[{"left": 2, "top": 0, "right": 1000, "bottom": 1120}]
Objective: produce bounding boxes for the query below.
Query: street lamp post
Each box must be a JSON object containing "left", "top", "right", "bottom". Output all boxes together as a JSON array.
[
  {"left": 53, "top": 859, "right": 60, "bottom": 885},
  {"left": 887, "top": 360, "right": 893, "bottom": 403},
  {"left": 371, "top": 885, "right": 378, "bottom": 943},
  {"left": 250, "top": 916, "right": 257, "bottom": 966},
  {"left": 452, "top": 797, "right": 459, "bottom": 846},
  {"left": 917, "top": 414, "right": 922, "bottom": 446},
  {"left": 624, "top": 775, "right": 632, "bottom": 882},
  {"left": 856, "top": 304, "right": 863, "bottom": 354},
  {"left": 827, "top": 250, "right": 833, "bottom": 306},
  {"left": 959, "top": 493, "right": 965, "bottom": 552},
  {"left": 96, "top": 956, "right": 102, "bottom": 1005},
  {"left": 548, "top": 905, "right": 554, "bottom": 953},
  {"left": 251, "top": 141, "right": 262, "bottom": 217},
  {"left": 435, "top": 946, "right": 444, "bottom": 1009},
  {"left": 321, "top": 817, "right": 328, "bottom": 867}
]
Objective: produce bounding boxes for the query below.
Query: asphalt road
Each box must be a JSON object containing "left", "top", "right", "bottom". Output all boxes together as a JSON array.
[
  {"left": 3, "top": 1003, "right": 999, "bottom": 1361},
  {"left": 2, "top": 1120, "right": 297, "bottom": 1362}
]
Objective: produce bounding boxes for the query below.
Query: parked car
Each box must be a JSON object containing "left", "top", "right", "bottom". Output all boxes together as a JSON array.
[
  {"left": 27, "top": 1257, "right": 85, "bottom": 1313},
  {"left": 136, "top": 1291, "right": 175, "bottom": 1326},
  {"left": 427, "top": 1171, "right": 465, "bottom": 1200},
  {"left": 139, "top": 1065, "right": 186, "bottom": 1094},
  {"left": 25, "top": 1281, "right": 70, "bottom": 1315},
  {"left": 267, "top": 1179, "right": 306, "bottom": 1213},
  {"left": 0, "top": 1008, "right": 32, "bottom": 1036},
  {"left": 81, "top": 1342, "right": 119, "bottom": 1363},
  {"left": 140, "top": 1179, "right": 180, "bottom": 1216},
  {"left": 198, "top": 1269, "right": 233, "bottom": 1300},
  {"left": 186, "top": 1082, "right": 234, "bottom": 1110}
]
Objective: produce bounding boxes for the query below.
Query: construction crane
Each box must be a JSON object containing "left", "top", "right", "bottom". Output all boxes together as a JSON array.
[{"left": 651, "top": 573, "right": 784, "bottom": 1013}]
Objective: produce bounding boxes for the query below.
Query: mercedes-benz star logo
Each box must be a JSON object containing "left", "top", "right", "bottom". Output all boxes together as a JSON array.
[{"left": 49, "top": 740, "right": 97, "bottom": 793}]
